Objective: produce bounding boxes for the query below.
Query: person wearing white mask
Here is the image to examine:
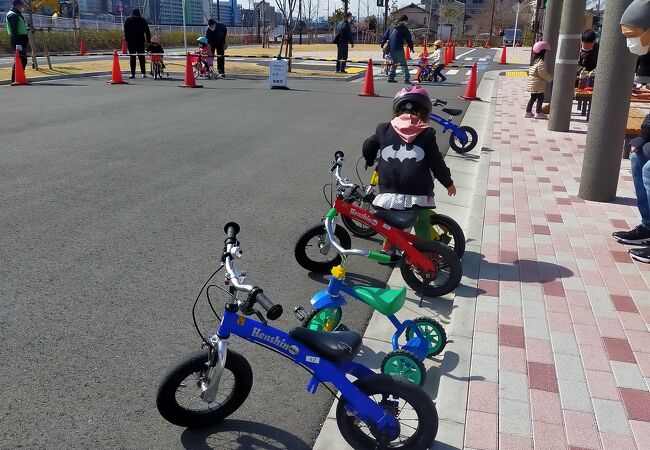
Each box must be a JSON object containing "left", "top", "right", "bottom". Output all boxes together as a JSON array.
[{"left": 613, "top": 0, "right": 650, "bottom": 263}]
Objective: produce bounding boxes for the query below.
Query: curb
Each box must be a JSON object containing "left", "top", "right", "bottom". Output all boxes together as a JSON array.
[
  {"left": 311, "top": 70, "right": 502, "bottom": 449},
  {"left": 0, "top": 71, "right": 112, "bottom": 86}
]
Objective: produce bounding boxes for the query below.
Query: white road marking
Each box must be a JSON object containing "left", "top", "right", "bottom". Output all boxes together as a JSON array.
[
  {"left": 456, "top": 48, "right": 476, "bottom": 59},
  {"left": 446, "top": 69, "right": 459, "bottom": 75},
  {"left": 479, "top": 58, "right": 487, "bottom": 61},
  {"left": 466, "top": 70, "right": 472, "bottom": 76},
  {"left": 464, "top": 57, "right": 473, "bottom": 60}
]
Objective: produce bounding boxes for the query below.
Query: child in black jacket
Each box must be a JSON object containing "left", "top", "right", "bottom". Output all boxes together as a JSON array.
[{"left": 362, "top": 85, "right": 456, "bottom": 240}]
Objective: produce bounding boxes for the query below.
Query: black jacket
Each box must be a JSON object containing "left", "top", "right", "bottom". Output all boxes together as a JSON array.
[
  {"left": 578, "top": 44, "right": 599, "bottom": 72},
  {"left": 206, "top": 23, "right": 227, "bottom": 49},
  {"left": 362, "top": 123, "right": 453, "bottom": 196},
  {"left": 381, "top": 23, "right": 414, "bottom": 52},
  {"left": 124, "top": 16, "right": 151, "bottom": 47},
  {"left": 637, "top": 53, "right": 650, "bottom": 78},
  {"left": 7, "top": 8, "right": 29, "bottom": 47},
  {"left": 335, "top": 20, "right": 353, "bottom": 45},
  {"left": 145, "top": 43, "right": 164, "bottom": 54}
]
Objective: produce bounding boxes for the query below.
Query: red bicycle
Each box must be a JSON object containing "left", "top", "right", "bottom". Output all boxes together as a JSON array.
[{"left": 295, "top": 152, "right": 462, "bottom": 297}]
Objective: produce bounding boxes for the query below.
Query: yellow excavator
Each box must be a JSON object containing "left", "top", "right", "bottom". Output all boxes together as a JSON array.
[{"left": 30, "top": 0, "right": 76, "bottom": 19}]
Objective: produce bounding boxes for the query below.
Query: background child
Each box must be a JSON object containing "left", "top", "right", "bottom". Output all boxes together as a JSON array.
[
  {"left": 526, "top": 41, "right": 553, "bottom": 119},
  {"left": 362, "top": 86, "right": 456, "bottom": 241},
  {"left": 195, "top": 36, "right": 213, "bottom": 74},
  {"left": 146, "top": 35, "right": 165, "bottom": 72},
  {"left": 431, "top": 40, "right": 446, "bottom": 82}
]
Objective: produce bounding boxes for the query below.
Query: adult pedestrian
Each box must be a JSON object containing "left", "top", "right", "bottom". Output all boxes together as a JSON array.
[
  {"left": 334, "top": 12, "right": 354, "bottom": 73},
  {"left": 613, "top": 0, "right": 650, "bottom": 263},
  {"left": 635, "top": 52, "right": 650, "bottom": 88},
  {"left": 123, "top": 8, "right": 150, "bottom": 79},
  {"left": 6, "top": 0, "right": 29, "bottom": 83},
  {"left": 381, "top": 15, "right": 414, "bottom": 84},
  {"left": 206, "top": 18, "right": 227, "bottom": 78}
]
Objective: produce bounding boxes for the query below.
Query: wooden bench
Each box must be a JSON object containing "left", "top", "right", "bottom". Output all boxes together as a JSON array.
[
  {"left": 575, "top": 89, "right": 593, "bottom": 120},
  {"left": 623, "top": 108, "right": 647, "bottom": 159}
]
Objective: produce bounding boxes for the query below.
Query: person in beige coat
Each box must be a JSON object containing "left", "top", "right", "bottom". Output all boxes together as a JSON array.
[{"left": 525, "top": 41, "right": 553, "bottom": 119}]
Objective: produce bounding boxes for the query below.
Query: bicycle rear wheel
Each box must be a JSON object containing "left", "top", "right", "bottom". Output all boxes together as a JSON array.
[
  {"left": 336, "top": 374, "right": 438, "bottom": 449},
  {"left": 399, "top": 240, "right": 462, "bottom": 297},
  {"left": 430, "top": 213, "right": 466, "bottom": 258}
]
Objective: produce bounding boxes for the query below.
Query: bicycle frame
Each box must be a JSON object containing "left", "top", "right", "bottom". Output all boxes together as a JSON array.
[
  {"left": 429, "top": 113, "right": 469, "bottom": 146},
  {"left": 327, "top": 197, "right": 439, "bottom": 277},
  {"left": 208, "top": 307, "right": 400, "bottom": 437},
  {"left": 311, "top": 271, "right": 430, "bottom": 361}
]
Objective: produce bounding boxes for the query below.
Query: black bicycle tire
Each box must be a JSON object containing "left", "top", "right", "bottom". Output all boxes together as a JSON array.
[
  {"left": 294, "top": 224, "right": 352, "bottom": 273},
  {"left": 336, "top": 374, "right": 438, "bottom": 449},
  {"left": 430, "top": 214, "right": 466, "bottom": 258},
  {"left": 399, "top": 240, "right": 462, "bottom": 297},
  {"left": 156, "top": 349, "right": 253, "bottom": 428},
  {"left": 449, "top": 126, "right": 479, "bottom": 153}
]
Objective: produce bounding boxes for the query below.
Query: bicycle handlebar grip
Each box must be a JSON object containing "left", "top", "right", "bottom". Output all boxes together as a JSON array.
[
  {"left": 334, "top": 151, "right": 345, "bottom": 160},
  {"left": 253, "top": 289, "right": 283, "bottom": 320},
  {"left": 224, "top": 222, "right": 240, "bottom": 245}
]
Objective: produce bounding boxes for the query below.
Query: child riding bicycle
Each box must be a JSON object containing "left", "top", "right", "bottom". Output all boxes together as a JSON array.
[
  {"left": 195, "top": 36, "right": 214, "bottom": 77},
  {"left": 146, "top": 36, "right": 165, "bottom": 75}
]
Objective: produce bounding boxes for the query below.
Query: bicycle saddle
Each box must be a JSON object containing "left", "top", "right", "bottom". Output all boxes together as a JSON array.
[
  {"left": 442, "top": 107, "right": 463, "bottom": 117},
  {"left": 373, "top": 209, "right": 418, "bottom": 229},
  {"left": 288, "top": 328, "right": 362, "bottom": 363}
]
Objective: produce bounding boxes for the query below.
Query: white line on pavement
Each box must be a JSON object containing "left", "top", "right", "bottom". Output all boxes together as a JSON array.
[
  {"left": 455, "top": 48, "right": 476, "bottom": 59},
  {"left": 466, "top": 70, "right": 472, "bottom": 76},
  {"left": 479, "top": 58, "right": 486, "bottom": 61},
  {"left": 446, "top": 69, "right": 459, "bottom": 75}
]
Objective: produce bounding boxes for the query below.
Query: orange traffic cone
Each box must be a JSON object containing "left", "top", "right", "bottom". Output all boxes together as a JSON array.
[
  {"left": 121, "top": 38, "right": 128, "bottom": 55},
  {"left": 499, "top": 46, "right": 507, "bottom": 65},
  {"left": 405, "top": 46, "right": 411, "bottom": 60},
  {"left": 444, "top": 46, "right": 451, "bottom": 65},
  {"left": 359, "top": 59, "right": 377, "bottom": 97},
  {"left": 180, "top": 52, "right": 202, "bottom": 88},
  {"left": 484, "top": 38, "right": 490, "bottom": 49},
  {"left": 421, "top": 43, "right": 429, "bottom": 58},
  {"left": 107, "top": 50, "right": 126, "bottom": 84},
  {"left": 460, "top": 62, "right": 480, "bottom": 101},
  {"left": 451, "top": 45, "right": 456, "bottom": 61},
  {"left": 80, "top": 38, "right": 87, "bottom": 55},
  {"left": 11, "top": 51, "right": 28, "bottom": 86},
  {"left": 469, "top": 39, "right": 474, "bottom": 48}
]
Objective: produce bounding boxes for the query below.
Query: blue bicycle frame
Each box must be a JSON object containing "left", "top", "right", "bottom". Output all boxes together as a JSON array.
[
  {"left": 310, "top": 275, "right": 429, "bottom": 361},
  {"left": 429, "top": 113, "right": 469, "bottom": 146},
  {"left": 213, "top": 307, "right": 401, "bottom": 438}
]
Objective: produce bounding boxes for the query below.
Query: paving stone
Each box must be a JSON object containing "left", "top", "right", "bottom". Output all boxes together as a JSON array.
[
  {"left": 471, "top": 354, "right": 499, "bottom": 383},
  {"left": 611, "top": 361, "right": 648, "bottom": 390},
  {"left": 554, "top": 354, "right": 587, "bottom": 382},
  {"left": 550, "top": 331, "right": 580, "bottom": 356},
  {"left": 473, "top": 331, "right": 499, "bottom": 356},
  {"left": 592, "top": 398, "right": 632, "bottom": 436},
  {"left": 499, "top": 371, "right": 529, "bottom": 402},
  {"left": 558, "top": 379, "right": 594, "bottom": 412},
  {"left": 499, "top": 399, "right": 532, "bottom": 438}
]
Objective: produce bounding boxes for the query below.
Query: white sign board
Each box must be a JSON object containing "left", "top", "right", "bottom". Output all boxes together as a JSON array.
[{"left": 269, "top": 59, "right": 288, "bottom": 89}]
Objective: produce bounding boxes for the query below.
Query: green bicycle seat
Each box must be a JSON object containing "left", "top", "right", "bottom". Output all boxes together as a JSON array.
[{"left": 351, "top": 285, "right": 407, "bottom": 316}]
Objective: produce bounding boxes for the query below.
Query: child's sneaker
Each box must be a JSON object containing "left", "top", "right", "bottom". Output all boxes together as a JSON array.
[
  {"left": 535, "top": 112, "right": 548, "bottom": 119},
  {"left": 524, "top": 112, "right": 534, "bottom": 118}
]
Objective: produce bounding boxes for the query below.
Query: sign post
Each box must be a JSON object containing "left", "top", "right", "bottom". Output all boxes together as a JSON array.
[{"left": 269, "top": 57, "right": 289, "bottom": 89}]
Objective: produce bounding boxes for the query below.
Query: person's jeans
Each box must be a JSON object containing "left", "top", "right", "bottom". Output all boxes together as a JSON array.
[
  {"left": 389, "top": 48, "right": 409, "bottom": 82},
  {"left": 11, "top": 47, "right": 28, "bottom": 83},
  {"left": 128, "top": 45, "right": 146, "bottom": 76},
  {"left": 526, "top": 92, "right": 544, "bottom": 114},
  {"left": 631, "top": 151, "right": 650, "bottom": 228},
  {"left": 336, "top": 43, "right": 349, "bottom": 71}
]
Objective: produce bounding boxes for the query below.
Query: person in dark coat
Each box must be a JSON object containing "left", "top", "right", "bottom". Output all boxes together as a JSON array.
[
  {"left": 636, "top": 52, "right": 650, "bottom": 86},
  {"left": 381, "top": 15, "right": 414, "bottom": 84},
  {"left": 334, "top": 12, "right": 354, "bottom": 73},
  {"left": 124, "top": 8, "right": 151, "bottom": 78},
  {"left": 6, "top": 0, "right": 29, "bottom": 83},
  {"left": 206, "top": 18, "right": 228, "bottom": 77},
  {"left": 578, "top": 29, "right": 599, "bottom": 74}
]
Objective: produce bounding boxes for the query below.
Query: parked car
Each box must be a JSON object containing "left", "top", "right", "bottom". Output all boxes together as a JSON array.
[
  {"left": 503, "top": 29, "right": 522, "bottom": 46},
  {"left": 474, "top": 33, "right": 491, "bottom": 46}
]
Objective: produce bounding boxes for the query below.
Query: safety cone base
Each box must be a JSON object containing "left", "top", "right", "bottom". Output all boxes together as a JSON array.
[
  {"left": 107, "top": 79, "right": 127, "bottom": 85},
  {"left": 180, "top": 84, "right": 203, "bottom": 88},
  {"left": 459, "top": 95, "right": 481, "bottom": 101},
  {"left": 359, "top": 92, "right": 377, "bottom": 97}
]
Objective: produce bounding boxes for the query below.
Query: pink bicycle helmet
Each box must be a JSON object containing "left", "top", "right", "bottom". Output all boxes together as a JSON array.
[
  {"left": 532, "top": 41, "right": 551, "bottom": 54},
  {"left": 393, "top": 85, "right": 432, "bottom": 116}
]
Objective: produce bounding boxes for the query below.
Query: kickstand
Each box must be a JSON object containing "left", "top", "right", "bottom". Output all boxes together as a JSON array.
[{"left": 418, "top": 287, "right": 424, "bottom": 308}]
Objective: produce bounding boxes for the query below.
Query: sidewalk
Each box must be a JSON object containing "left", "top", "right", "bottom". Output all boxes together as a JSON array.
[{"left": 463, "top": 76, "right": 650, "bottom": 449}]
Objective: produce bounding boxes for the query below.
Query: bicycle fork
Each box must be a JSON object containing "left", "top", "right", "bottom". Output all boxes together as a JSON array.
[{"left": 200, "top": 336, "right": 228, "bottom": 403}]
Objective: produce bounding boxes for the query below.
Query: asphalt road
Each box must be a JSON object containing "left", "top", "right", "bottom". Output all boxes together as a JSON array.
[{"left": 0, "top": 61, "right": 493, "bottom": 449}]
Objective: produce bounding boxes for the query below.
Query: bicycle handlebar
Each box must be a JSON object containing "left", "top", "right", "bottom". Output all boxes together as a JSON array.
[
  {"left": 431, "top": 99, "right": 447, "bottom": 106},
  {"left": 221, "top": 222, "right": 282, "bottom": 320}
]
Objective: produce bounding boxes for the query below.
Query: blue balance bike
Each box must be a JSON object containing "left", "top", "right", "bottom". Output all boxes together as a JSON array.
[
  {"left": 294, "top": 215, "right": 448, "bottom": 387},
  {"left": 156, "top": 223, "right": 438, "bottom": 449},
  {"left": 430, "top": 98, "right": 478, "bottom": 154}
]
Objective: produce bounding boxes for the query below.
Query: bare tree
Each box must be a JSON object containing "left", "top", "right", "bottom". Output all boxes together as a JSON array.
[{"left": 275, "top": 0, "right": 298, "bottom": 69}]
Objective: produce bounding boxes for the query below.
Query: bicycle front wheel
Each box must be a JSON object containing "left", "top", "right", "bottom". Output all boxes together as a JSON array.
[
  {"left": 336, "top": 374, "right": 438, "bottom": 449},
  {"left": 294, "top": 224, "right": 352, "bottom": 273},
  {"left": 430, "top": 213, "right": 466, "bottom": 258},
  {"left": 449, "top": 126, "right": 478, "bottom": 153},
  {"left": 156, "top": 349, "right": 253, "bottom": 428}
]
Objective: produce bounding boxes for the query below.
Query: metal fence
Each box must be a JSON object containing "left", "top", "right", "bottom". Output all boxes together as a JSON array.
[{"left": 0, "top": 13, "right": 280, "bottom": 36}]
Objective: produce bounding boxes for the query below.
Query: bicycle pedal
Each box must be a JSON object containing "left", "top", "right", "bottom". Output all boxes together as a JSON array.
[{"left": 293, "top": 306, "right": 307, "bottom": 322}]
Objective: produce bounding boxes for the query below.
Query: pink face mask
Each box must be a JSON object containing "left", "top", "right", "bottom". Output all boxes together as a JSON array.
[{"left": 390, "top": 114, "right": 429, "bottom": 143}]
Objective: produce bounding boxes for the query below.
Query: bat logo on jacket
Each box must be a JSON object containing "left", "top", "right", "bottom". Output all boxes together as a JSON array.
[{"left": 381, "top": 144, "right": 425, "bottom": 163}]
